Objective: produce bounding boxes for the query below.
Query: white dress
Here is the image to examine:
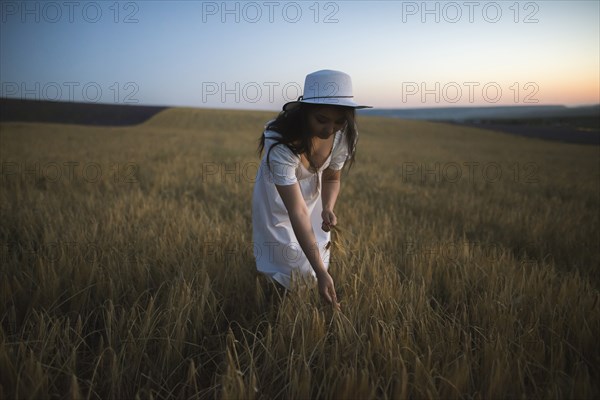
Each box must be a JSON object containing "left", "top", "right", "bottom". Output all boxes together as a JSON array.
[{"left": 251, "top": 127, "right": 351, "bottom": 289}]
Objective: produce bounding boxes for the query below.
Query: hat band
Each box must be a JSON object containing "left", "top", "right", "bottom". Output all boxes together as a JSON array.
[{"left": 300, "top": 95, "right": 354, "bottom": 101}]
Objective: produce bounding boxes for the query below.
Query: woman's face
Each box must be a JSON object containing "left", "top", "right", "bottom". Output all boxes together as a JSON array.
[{"left": 306, "top": 106, "right": 347, "bottom": 139}]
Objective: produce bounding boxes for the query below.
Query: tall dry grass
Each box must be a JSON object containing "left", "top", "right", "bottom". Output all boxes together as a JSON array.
[{"left": 1, "top": 108, "right": 599, "bottom": 399}]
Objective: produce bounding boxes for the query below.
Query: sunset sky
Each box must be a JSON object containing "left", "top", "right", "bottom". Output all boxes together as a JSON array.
[{"left": 1, "top": 1, "right": 599, "bottom": 110}]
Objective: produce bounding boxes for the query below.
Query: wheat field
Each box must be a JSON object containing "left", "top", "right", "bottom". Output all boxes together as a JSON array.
[{"left": 1, "top": 108, "right": 599, "bottom": 399}]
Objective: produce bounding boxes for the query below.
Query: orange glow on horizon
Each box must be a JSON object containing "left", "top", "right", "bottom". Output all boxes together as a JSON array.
[{"left": 361, "top": 77, "right": 600, "bottom": 109}]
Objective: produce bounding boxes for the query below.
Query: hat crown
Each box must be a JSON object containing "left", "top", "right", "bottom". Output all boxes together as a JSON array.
[
  {"left": 282, "top": 69, "right": 371, "bottom": 110},
  {"left": 302, "top": 70, "right": 354, "bottom": 100}
]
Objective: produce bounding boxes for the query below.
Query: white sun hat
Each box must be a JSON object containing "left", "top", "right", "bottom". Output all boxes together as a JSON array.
[{"left": 283, "top": 69, "right": 372, "bottom": 111}]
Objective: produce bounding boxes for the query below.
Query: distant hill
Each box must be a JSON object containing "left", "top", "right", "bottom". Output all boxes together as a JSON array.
[
  {"left": 1, "top": 98, "right": 598, "bottom": 145},
  {"left": 0, "top": 98, "right": 167, "bottom": 126},
  {"left": 358, "top": 105, "right": 600, "bottom": 122},
  {"left": 359, "top": 105, "right": 600, "bottom": 145}
]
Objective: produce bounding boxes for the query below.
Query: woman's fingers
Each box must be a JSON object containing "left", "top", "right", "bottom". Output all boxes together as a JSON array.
[
  {"left": 330, "top": 214, "right": 337, "bottom": 226},
  {"left": 322, "top": 288, "right": 332, "bottom": 303},
  {"left": 325, "top": 283, "right": 340, "bottom": 310},
  {"left": 321, "top": 210, "right": 337, "bottom": 228},
  {"left": 329, "top": 287, "right": 337, "bottom": 303},
  {"left": 317, "top": 271, "right": 340, "bottom": 310},
  {"left": 328, "top": 287, "right": 341, "bottom": 311},
  {"left": 322, "top": 287, "right": 341, "bottom": 311}
]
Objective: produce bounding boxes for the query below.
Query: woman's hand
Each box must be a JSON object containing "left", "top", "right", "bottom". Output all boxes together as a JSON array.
[
  {"left": 316, "top": 270, "right": 341, "bottom": 311},
  {"left": 321, "top": 208, "right": 337, "bottom": 232}
]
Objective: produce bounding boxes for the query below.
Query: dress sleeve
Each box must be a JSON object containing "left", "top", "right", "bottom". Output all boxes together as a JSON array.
[
  {"left": 328, "top": 130, "right": 354, "bottom": 171},
  {"left": 265, "top": 135, "right": 299, "bottom": 186}
]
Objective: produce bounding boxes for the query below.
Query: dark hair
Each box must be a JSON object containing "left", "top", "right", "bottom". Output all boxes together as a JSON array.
[{"left": 256, "top": 103, "right": 358, "bottom": 172}]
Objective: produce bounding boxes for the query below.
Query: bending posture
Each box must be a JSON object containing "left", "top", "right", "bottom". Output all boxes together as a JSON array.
[{"left": 252, "top": 70, "right": 371, "bottom": 308}]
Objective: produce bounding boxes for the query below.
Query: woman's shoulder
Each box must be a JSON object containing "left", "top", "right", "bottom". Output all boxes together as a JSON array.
[
  {"left": 264, "top": 127, "right": 299, "bottom": 148},
  {"left": 263, "top": 129, "right": 281, "bottom": 138},
  {"left": 263, "top": 119, "right": 282, "bottom": 138},
  {"left": 334, "top": 129, "right": 348, "bottom": 147}
]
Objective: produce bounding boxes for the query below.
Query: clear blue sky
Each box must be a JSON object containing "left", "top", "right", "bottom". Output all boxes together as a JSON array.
[{"left": 1, "top": 0, "right": 598, "bottom": 110}]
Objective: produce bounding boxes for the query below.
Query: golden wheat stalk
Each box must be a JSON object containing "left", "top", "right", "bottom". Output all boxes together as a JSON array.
[{"left": 326, "top": 225, "right": 349, "bottom": 257}]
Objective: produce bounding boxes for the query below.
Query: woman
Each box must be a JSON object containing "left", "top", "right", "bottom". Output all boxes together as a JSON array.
[{"left": 252, "top": 70, "right": 371, "bottom": 309}]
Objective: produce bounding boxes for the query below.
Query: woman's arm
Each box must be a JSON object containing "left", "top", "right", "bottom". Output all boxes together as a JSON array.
[
  {"left": 321, "top": 167, "right": 342, "bottom": 230},
  {"left": 275, "top": 183, "right": 339, "bottom": 308}
]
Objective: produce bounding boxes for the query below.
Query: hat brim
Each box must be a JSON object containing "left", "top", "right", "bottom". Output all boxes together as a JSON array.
[{"left": 283, "top": 98, "right": 372, "bottom": 111}]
